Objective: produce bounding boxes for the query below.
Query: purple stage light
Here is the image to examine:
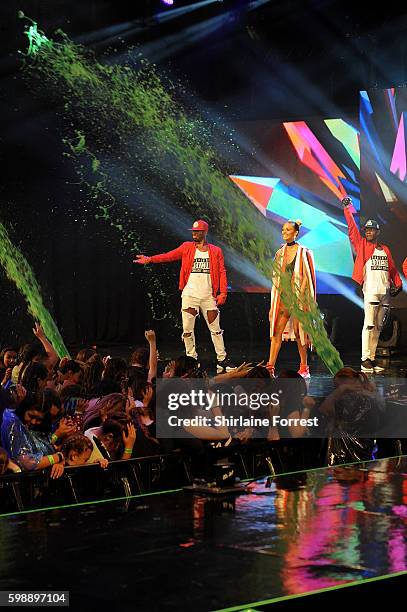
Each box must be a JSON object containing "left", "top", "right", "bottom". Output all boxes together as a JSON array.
[{"left": 161, "top": 0, "right": 174, "bottom": 5}]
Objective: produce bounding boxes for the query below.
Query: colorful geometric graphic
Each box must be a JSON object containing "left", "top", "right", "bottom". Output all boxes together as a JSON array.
[
  {"left": 359, "top": 87, "right": 407, "bottom": 302},
  {"left": 230, "top": 119, "right": 361, "bottom": 294},
  {"left": 283, "top": 121, "right": 348, "bottom": 201},
  {"left": 390, "top": 113, "right": 407, "bottom": 181}
]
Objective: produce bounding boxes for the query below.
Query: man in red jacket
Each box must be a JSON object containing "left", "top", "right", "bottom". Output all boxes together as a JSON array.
[
  {"left": 342, "top": 197, "right": 402, "bottom": 372},
  {"left": 134, "top": 220, "right": 236, "bottom": 373}
]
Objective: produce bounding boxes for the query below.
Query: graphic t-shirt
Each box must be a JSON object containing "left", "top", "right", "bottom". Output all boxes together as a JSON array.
[
  {"left": 363, "top": 248, "right": 389, "bottom": 295},
  {"left": 182, "top": 250, "right": 212, "bottom": 298}
]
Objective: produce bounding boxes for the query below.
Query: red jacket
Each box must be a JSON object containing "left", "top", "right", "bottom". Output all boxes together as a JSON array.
[
  {"left": 344, "top": 205, "right": 402, "bottom": 288},
  {"left": 149, "top": 242, "right": 228, "bottom": 298},
  {"left": 403, "top": 257, "right": 407, "bottom": 280}
]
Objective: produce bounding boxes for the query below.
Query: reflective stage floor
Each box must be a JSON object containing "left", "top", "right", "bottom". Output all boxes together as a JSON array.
[{"left": 0, "top": 457, "right": 406, "bottom": 610}]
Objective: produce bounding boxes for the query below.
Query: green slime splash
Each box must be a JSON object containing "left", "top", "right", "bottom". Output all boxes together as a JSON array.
[
  {"left": 0, "top": 222, "right": 69, "bottom": 358},
  {"left": 18, "top": 12, "right": 53, "bottom": 57},
  {"left": 63, "top": 130, "right": 172, "bottom": 323},
  {"left": 22, "top": 23, "right": 343, "bottom": 373},
  {"left": 275, "top": 263, "right": 343, "bottom": 374}
]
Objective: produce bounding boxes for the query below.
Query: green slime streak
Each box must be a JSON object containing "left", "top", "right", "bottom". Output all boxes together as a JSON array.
[
  {"left": 62, "top": 132, "right": 172, "bottom": 323},
  {"left": 275, "top": 263, "right": 343, "bottom": 374},
  {"left": 0, "top": 222, "right": 70, "bottom": 358},
  {"left": 24, "top": 30, "right": 343, "bottom": 372}
]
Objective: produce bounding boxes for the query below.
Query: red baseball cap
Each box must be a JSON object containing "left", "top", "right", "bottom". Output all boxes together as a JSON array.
[{"left": 189, "top": 220, "right": 209, "bottom": 231}]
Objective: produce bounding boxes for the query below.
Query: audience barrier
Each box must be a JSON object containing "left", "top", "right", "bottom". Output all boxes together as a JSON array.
[{"left": 1, "top": 439, "right": 405, "bottom": 513}]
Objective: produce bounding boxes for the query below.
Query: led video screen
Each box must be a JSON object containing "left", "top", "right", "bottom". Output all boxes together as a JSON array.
[
  {"left": 360, "top": 87, "right": 407, "bottom": 304},
  {"left": 229, "top": 118, "right": 360, "bottom": 294}
]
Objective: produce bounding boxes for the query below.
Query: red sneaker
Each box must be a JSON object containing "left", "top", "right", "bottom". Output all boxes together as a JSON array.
[
  {"left": 265, "top": 363, "right": 275, "bottom": 377},
  {"left": 298, "top": 364, "right": 310, "bottom": 379}
]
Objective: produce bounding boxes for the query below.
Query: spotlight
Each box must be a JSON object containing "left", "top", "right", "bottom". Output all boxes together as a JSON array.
[{"left": 161, "top": 0, "right": 174, "bottom": 5}]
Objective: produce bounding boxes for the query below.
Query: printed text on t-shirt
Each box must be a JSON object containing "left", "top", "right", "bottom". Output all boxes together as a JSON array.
[{"left": 191, "top": 258, "right": 210, "bottom": 274}]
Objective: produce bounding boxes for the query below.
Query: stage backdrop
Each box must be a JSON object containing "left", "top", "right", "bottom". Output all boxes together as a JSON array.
[
  {"left": 229, "top": 118, "right": 360, "bottom": 294},
  {"left": 360, "top": 87, "right": 407, "bottom": 306}
]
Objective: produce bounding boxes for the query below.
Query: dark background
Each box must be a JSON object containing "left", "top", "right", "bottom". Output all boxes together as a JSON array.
[{"left": 1, "top": 0, "right": 406, "bottom": 351}]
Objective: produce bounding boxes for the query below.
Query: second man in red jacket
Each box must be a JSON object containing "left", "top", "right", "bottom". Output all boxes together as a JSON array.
[{"left": 343, "top": 197, "right": 402, "bottom": 373}]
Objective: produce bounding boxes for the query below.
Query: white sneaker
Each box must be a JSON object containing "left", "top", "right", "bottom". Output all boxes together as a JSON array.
[
  {"left": 216, "top": 358, "right": 236, "bottom": 373},
  {"left": 371, "top": 360, "right": 385, "bottom": 372},
  {"left": 361, "top": 359, "right": 374, "bottom": 373}
]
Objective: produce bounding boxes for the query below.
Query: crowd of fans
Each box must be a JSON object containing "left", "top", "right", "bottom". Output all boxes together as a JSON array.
[{"left": 0, "top": 323, "right": 395, "bottom": 487}]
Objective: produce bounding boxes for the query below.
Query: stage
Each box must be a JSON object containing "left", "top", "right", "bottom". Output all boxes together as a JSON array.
[
  {"left": 85, "top": 341, "right": 407, "bottom": 379},
  {"left": 0, "top": 457, "right": 406, "bottom": 610},
  {"left": 1, "top": 2, "right": 407, "bottom": 609}
]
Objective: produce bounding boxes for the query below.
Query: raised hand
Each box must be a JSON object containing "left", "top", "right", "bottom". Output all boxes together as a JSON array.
[
  {"left": 1, "top": 368, "right": 12, "bottom": 386},
  {"left": 142, "top": 385, "right": 154, "bottom": 407},
  {"left": 133, "top": 255, "right": 151, "bottom": 265},
  {"left": 163, "top": 360, "right": 176, "bottom": 379},
  {"left": 230, "top": 362, "right": 253, "bottom": 377},
  {"left": 32, "top": 321, "right": 46, "bottom": 340},
  {"left": 59, "top": 356, "right": 70, "bottom": 370},
  {"left": 122, "top": 422, "right": 137, "bottom": 447},
  {"left": 145, "top": 330, "right": 156, "bottom": 343},
  {"left": 55, "top": 417, "right": 76, "bottom": 439},
  {"left": 216, "top": 362, "right": 253, "bottom": 379}
]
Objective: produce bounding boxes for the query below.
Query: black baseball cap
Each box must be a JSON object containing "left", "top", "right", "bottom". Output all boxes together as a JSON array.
[{"left": 364, "top": 219, "right": 380, "bottom": 230}]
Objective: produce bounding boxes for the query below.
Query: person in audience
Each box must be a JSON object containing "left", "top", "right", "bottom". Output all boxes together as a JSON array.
[
  {"left": 128, "top": 346, "right": 148, "bottom": 379},
  {"left": 0, "top": 347, "right": 18, "bottom": 388},
  {"left": 81, "top": 353, "right": 104, "bottom": 397},
  {"left": 1, "top": 393, "right": 75, "bottom": 476},
  {"left": 319, "top": 367, "right": 375, "bottom": 418},
  {"left": 39, "top": 388, "right": 64, "bottom": 430},
  {"left": 21, "top": 362, "right": 49, "bottom": 395},
  {"left": 85, "top": 418, "right": 136, "bottom": 462},
  {"left": 128, "top": 330, "right": 158, "bottom": 385},
  {"left": 268, "top": 370, "right": 315, "bottom": 440},
  {"left": 102, "top": 357, "right": 128, "bottom": 390},
  {"left": 13, "top": 343, "right": 45, "bottom": 384},
  {"left": 128, "top": 382, "right": 160, "bottom": 456},
  {"left": 232, "top": 365, "right": 272, "bottom": 443},
  {"left": 61, "top": 434, "right": 108, "bottom": 468},
  {"left": 59, "top": 384, "right": 86, "bottom": 402},
  {"left": 59, "top": 360, "right": 83, "bottom": 388},
  {"left": 76, "top": 348, "right": 98, "bottom": 363},
  {"left": 163, "top": 355, "right": 203, "bottom": 379},
  {"left": 319, "top": 366, "right": 384, "bottom": 464},
  {"left": 12, "top": 324, "right": 59, "bottom": 385},
  {"left": 82, "top": 392, "right": 128, "bottom": 431}
]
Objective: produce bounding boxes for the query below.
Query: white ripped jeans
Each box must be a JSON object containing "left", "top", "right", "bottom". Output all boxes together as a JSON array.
[
  {"left": 362, "top": 292, "right": 389, "bottom": 361},
  {"left": 181, "top": 293, "right": 226, "bottom": 361}
]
